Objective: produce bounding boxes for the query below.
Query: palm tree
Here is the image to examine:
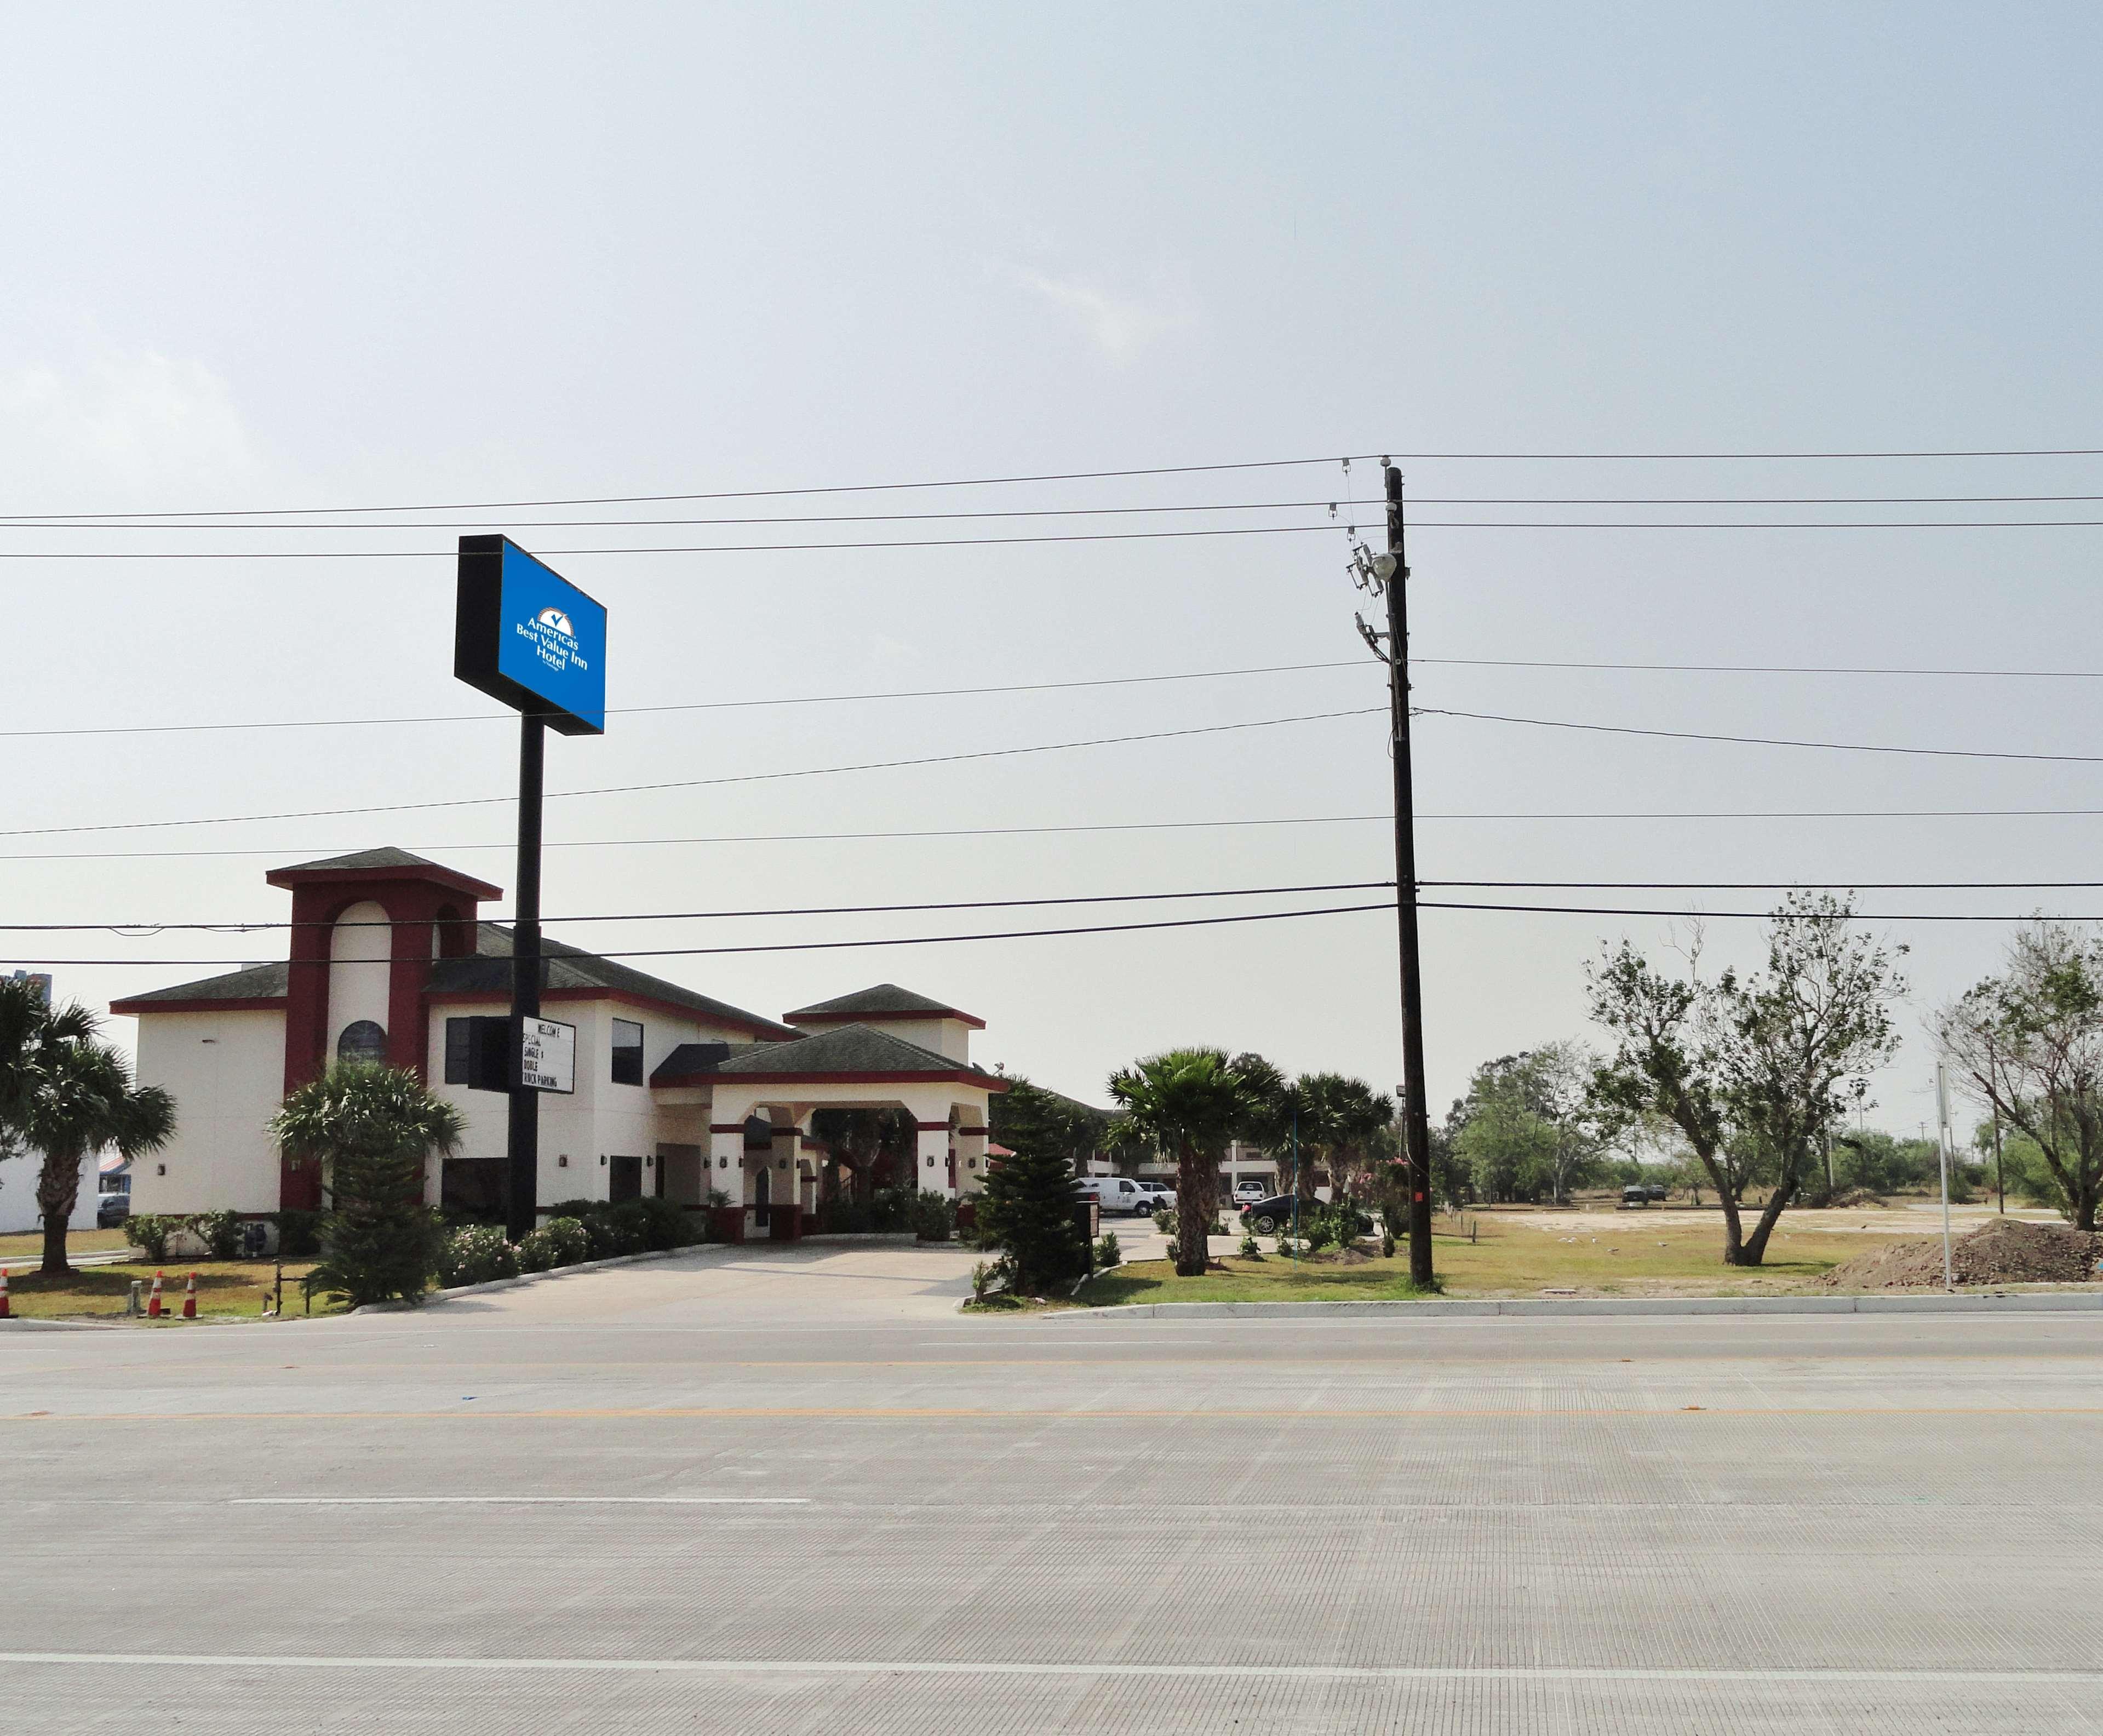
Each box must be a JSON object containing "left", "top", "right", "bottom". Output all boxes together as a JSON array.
[
  {"left": 271, "top": 1063, "right": 464, "bottom": 1308},
  {"left": 5, "top": 988, "right": 175, "bottom": 1276},
  {"left": 1108, "top": 1049, "right": 1252, "bottom": 1276}
]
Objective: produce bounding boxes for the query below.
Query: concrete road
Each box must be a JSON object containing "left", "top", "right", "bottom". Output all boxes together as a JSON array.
[{"left": 3, "top": 1250, "right": 2099, "bottom": 1734}]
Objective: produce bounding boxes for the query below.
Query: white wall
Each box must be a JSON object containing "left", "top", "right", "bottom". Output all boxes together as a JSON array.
[
  {"left": 0, "top": 1150, "right": 98, "bottom": 1236},
  {"left": 128, "top": 1009, "right": 286, "bottom": 1214},
  {"left": 328, "top": 899, "right": 391, "bottom": 1061},
  {"left": 829, "top": 1016, "right": 971, "bottom": 1062}
]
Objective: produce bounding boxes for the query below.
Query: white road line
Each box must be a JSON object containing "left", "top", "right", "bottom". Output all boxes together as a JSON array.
[
  {"left": 1, "top": 1653, "right": 2099, "bottom": 1685},
  {"left": 226, "top": 1497, "right": 808, "bottom": 1506}
]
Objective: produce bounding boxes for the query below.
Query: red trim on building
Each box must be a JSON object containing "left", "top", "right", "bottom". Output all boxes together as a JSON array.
[
  {"left": 915, "top": 1120, "right": 953, "bottom": 1131},
  {"left": 707, "top": 1124, "right": 748, "bottom": 1134},
  {"left": 109, "top": 995, "right": 286, "bottom": 1016}
]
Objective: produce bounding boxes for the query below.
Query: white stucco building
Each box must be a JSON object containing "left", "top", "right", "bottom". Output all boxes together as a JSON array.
[{"left": 111, "top": 849, "right": 1007, "bottom": 1237}]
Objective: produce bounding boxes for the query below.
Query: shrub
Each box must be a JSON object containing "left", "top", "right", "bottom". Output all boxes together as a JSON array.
[
  {"left": 1303, "top": 1217, "right": 1334, "bottom": 1253},
  {"left": 1238, "top": 1233, "right": 1263, "bottom": 1260},
  {"left": 525, "top": 1216, "right": 591, "bottom": 1271},
  {"left": 123, "top": 1213, "right": 176, "bottom": 1262},
  {"left": 1095, "top": 1231, "right": 1122, "bottom": 1269},
  {"left": 583, "top": 1206, "right": 648, "bottom": 1259},
  {"left": 1152, "top": 1207, "right": 1176, "bottom": 1236},
  {"left": 439, "top": 1225, "right": 519, "bottom": 1287},
  {"left": 1380, "top": 1228, "right": 1397, "bottom": 1259},
  {"left": 869, "top": 1186, "right": 915, "bottom": 1233},
  {"left": 911, "top": 1190, "right": 955, "bottom": 1243},
  {"left": 1274, "top": 1235, "right": 1302, "bottom": 1258},
  {"left": 185, "top": 1208, "right": 243, "bottom": 1261},
  {"left": 627, "top": 1195, "right": 693, "bottom": 1252},
  {"left": 970, "top": 1260, "right": 999, "bottom": 1304},
  {"left": 272, "top": 1209, "right": 323, "bottom": 1257},
  {"left": 817, "top": 1194, "right": 873, "bottom": 1235}
]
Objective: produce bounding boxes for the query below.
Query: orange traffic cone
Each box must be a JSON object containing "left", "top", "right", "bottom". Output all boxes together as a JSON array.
[
  {"left": 148, "top": 1269, "right": 164, "bottom": 1318},
  {"left": 0, "top": 1266, "right": 10, "bottom": 1320},
  {"left": 181, "top": 1271, "right": 198, "bottom": 1320}
]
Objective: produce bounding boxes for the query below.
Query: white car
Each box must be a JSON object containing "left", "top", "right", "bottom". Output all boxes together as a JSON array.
[{"left": 1133, "top": 1182, "right": 1177, "bottom": 1212}]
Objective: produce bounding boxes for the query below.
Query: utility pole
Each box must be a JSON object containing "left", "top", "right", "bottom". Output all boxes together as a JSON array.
[
  {"left": 1992, "top": 1108, "right": 2005, "bottom": 1214},
  {"left": 506, "top": 712, "right": 545, "bottom": 1243},
  {"left": 1353, "top": 462, "right": 1435, "bottom": 1287}
]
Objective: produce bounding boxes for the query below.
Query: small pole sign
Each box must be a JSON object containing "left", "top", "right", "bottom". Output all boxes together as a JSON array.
[{"left": 517, "top": 1017, "right": 577, "bottom": 1095}]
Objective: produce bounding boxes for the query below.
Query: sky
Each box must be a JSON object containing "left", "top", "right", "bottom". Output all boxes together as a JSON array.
[{"left": 3, "top": 2, "right": 2101, "bottom": 1135}]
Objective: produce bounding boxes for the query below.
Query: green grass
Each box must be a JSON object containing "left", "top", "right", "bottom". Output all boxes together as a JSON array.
[
  {"left": 1082, "top": 1254, "right": 1438, "bottom": 1305},
  {"left": 1083, "top": 1212, "right": 1852, "bottom": 1307},
  {"left": 1, "top": 1259, "right": 329, "bottom": 1321},
  {"left": 0, "top": 1228, "right": 131, "bottom": 1261}
]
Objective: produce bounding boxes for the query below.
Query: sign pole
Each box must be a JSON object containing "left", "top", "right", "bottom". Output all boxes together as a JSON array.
[{"left": 506, "top": 712, "right": 545, "bottom": 1242}]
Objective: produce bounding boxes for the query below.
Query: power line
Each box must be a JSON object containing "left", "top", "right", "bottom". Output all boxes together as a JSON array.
[
  {"left": 2, "top": 880, "right": 1398, "bottom": 935},
  {"left": 0, "top": 522, "right": 1350, "bottom": 559},
  {"left": 1424, "top": 879, "right": 2103, "bottom": 891},
  {"left": 1420, "top": 899, "right": 2093, "bottom": 923},
  {"left": 14, "top": 517, "right": 2103, "bottom": 560},
  {"left": 22, "top": 888, "right": 2103, "bottom": 969},
  {"left": 0, "top": 706, "right": 1382, "bottom": 840},
  {"left": 0, "top": 659, "right": 1369, "bottom": 742},
  {"left": 1419, "top": 706, "right": 2103, "bottom": 767},
  {"left": 4, "top": 899, "right": 1397, "bottom": 967},
  {"left": 12, "top": 493, "right": 2103, "bottom": 534},
  {"left": 12, "top": 445, "right": 2102, "bottom": 524},
  {"left": 0, "top": 455, "right": 1380, "bottom": 523},
  {"left": 1419, "top": 657, "right": 2103, "bottom": 679},
  {"left": 18, "top": 804, "right": 2103, "bottom": 868}
]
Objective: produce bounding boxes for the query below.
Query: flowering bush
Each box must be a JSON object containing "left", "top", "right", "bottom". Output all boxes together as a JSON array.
[{"left": 438, "top": 1224, "right": 519, "bottom": 1287}]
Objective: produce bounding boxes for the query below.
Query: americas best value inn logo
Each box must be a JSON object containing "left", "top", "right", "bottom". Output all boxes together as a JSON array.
[{"left": 515, "top": 603, "right": 591, "bottom": 677}]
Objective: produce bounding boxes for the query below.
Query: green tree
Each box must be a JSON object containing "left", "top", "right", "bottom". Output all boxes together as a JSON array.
[
  {"left": 1, "top": 980, "right": 175, "bottom": 1276},
  {"left": 974, "top": 1075, "right": 1087, "bottom": 1291},
  {"left": 1107, "top": 1049, "right": 1254, "bottom": 1276},
  {"left": 1589, "top": 895, "right": 1905, "bottom": 1265},
  {"left": 270, "top": 1063, "right": 463, "bottom": 1308},
  {"left": 1935, "top": 921, "right": 2103, "bottom": 1230}
]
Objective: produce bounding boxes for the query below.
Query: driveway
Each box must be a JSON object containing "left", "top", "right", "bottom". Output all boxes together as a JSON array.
[{"left": 429, "top": 1237, "right": 985, "bottom": 1326}]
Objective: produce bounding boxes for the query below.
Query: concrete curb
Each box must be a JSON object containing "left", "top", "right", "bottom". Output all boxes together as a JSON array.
[
  {"left": 1063, "top": 1291, "right": 2103, "bottom": 1320},
  {"left": 0, "top": 1316, "right": 122, "bottom": 1332},
  {"left": 348, "top": 1245, "right": 720, "bottom": 1315}
]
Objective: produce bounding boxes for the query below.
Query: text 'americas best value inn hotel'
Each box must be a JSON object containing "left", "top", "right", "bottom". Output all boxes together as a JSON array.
[{"left": 112, "top": 849, "right": 1007, "bottom": 1235}]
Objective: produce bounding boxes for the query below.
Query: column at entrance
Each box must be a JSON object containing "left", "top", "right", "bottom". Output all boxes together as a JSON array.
[
  {"left": 954, "top": 1120, "right": 988, "bottom": 1196},
  {"left": 708, "top": 1121, "right": 748, "bottom": 1242},
  {"left": 914, "top": 1122, "right": 954, "bottom": 1198}
]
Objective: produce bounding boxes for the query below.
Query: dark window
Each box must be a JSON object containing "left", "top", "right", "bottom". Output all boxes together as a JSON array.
[
  {"left": 444, "top": 1018, "right": 472, "bottom": 1084},
  {"left": 337, "top": 1020, "right": 387, "bottom": 1067},
  {"left": 611, "top": 1018, "right": 644, "bottom": 1086}
]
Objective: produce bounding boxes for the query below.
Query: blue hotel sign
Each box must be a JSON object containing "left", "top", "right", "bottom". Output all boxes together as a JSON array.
[{"left": 454, "top": 536, "right": 607, "bottom": 735}]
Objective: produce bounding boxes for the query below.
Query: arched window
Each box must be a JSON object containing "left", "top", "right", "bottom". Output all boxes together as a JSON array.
[{"left": 337, "top": 1020, "right": 388, "bottom": 1067}]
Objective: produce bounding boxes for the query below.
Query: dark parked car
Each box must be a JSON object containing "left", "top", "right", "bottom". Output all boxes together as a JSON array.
[
  {"left": 1237, "top": 1194, "right": 1302, "bottom": 1235},
  {"left": 96, "top": 1192, "right": 131, "bottom": 1228}
]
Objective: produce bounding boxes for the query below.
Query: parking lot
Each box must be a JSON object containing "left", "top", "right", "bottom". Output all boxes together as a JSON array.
[{"left": 3, "top": 1240, "right": 2099, "bottom": 1734}]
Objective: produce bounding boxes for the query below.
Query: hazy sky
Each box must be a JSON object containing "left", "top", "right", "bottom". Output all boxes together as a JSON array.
[{"left": 4, "top": 3, "right": 2101, "bottom": 1133}]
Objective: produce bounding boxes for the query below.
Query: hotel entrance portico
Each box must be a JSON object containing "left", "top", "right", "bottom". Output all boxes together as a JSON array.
[{"left": 650, "top": 1015, "right": 1004, "bottom": 1239}]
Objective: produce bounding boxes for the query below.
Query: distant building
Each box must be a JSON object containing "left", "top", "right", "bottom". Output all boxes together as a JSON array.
[{"left": 111, "top": 849, "right": 1008, "bottom": 1230}]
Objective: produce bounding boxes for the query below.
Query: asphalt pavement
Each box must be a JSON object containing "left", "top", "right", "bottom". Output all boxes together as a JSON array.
[{"left": 3, "top": 1241, "right": 2099, "bottom": 1733}]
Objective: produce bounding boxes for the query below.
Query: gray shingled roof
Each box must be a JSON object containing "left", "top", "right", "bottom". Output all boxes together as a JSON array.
[
  {"left": 708, "top": 1022, "right": 1002, "bottom": 1084},
  {"left": 783, "top": 982, "right": 981, "bottom": 1024},
  {"left": 648, "top": 1041, "right": 733, "bottom": 1085},
  {"left": 114, "top": 925, "right": 797, "bottom": 1039},
  {"left": 426, "top": 926, "right": 799, "bottom": 1038},
  {"left": 112, "top": 960, "right": 290, "bottom": 1007},
  {"left": 271, "top": 846, "right": 456, "bottom": 874}
]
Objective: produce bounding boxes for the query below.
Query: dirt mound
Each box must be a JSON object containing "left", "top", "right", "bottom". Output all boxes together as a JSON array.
[
  {"left": 1819, "top": 1217, "right": 2102, "bottom": 1290},
  {"left": 1825, "top": 1188, "right": 1887, "bottom": 1210}
]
